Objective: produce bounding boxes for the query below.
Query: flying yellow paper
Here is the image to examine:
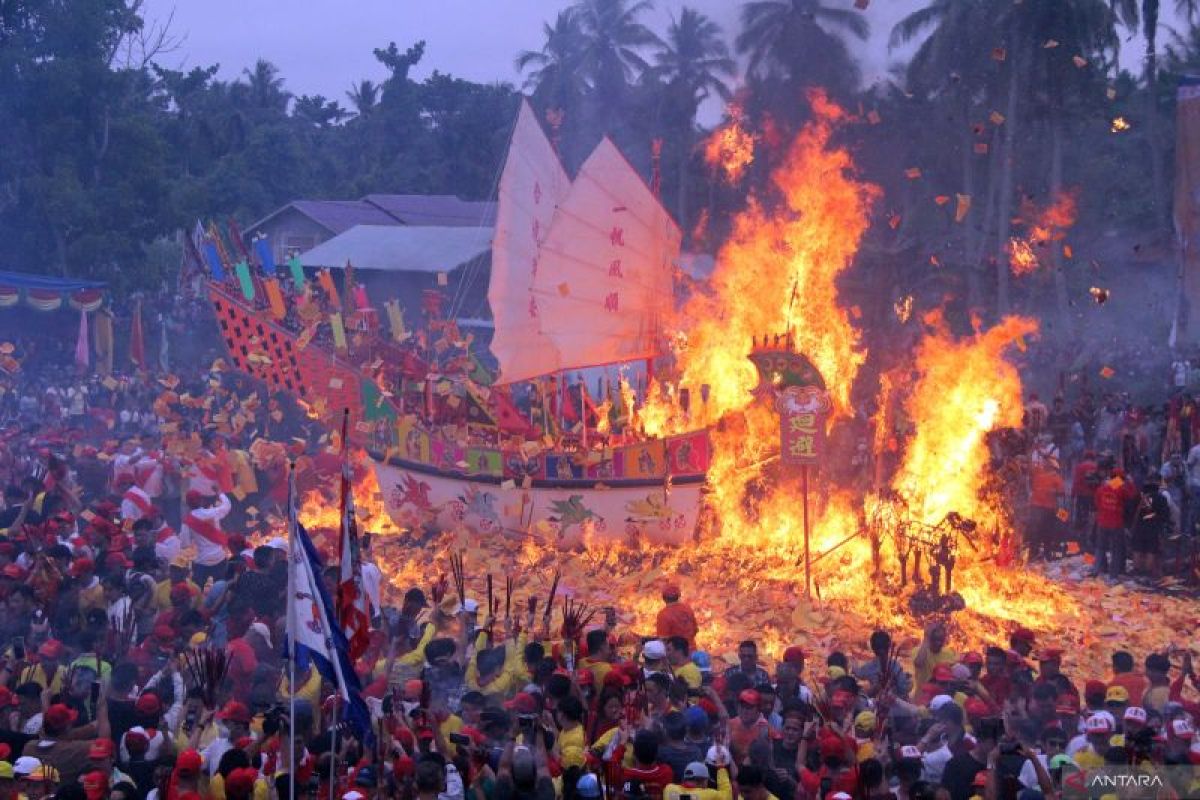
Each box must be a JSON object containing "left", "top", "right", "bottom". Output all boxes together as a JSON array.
[{"left": 955, "top": 194, "right": 972, "bottom": 222}]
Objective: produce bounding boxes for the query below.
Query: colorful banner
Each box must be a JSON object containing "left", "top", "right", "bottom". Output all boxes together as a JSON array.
[
  {"left": 234, "top": 260, "right": 254, "bottom": 301},
  {"left": 385, "top": 299, "right": 407, "bottom": 342},
  {"left": 360, "top": 378, "right": 397, "bottom": 422},
  {"left": 264, "top": 277, "right": 286, "bottom": 320},
  {"left": 624, "top": 440, "right": 666, "bottom": 478},
  {"left": 778, "top": 385, "right": 831, "bottom": 466},
  {"left": 254, "top": 236, "right": 276, "bottom": 274},
  {"left": 330, "top": 312, "right": 347, "bottom": 350},
  {"left": 667, "top": 432, "right": 709, "bottom": 475},
  {"left": 466, "top": 448, "right": 502, "bottom": 476},
  {"left": 318, "top": 269, "right": 340, "bottom": 307},
  {"left": 287, "top": 255, "right": 305, "bottom": 290}
]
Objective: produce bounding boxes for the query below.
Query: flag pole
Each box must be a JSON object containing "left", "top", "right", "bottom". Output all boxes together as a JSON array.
[{"left": 286, "top": 461, "right": 298, "bottom": 800}]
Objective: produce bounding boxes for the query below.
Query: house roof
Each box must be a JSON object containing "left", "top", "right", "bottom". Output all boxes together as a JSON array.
[
  {"left": 362, "top": 194, "right": 496, "bottom": 227},
  {"left": 249, "top": 200, "right": 399, "bottom": 237},
  {"left": 297, "top": 225, "right": 493, "bottom": 273}
]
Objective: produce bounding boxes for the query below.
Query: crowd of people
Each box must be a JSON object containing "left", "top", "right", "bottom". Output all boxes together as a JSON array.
[
  {"left": 1018, "top": 385, "right": 1200, "bottom": 582},
  {"left": 0, "top": 310, "right": 1195, "bottom": 800}
]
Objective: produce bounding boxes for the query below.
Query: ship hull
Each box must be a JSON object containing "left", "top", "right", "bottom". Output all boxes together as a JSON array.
[{"left": 371, "top": 456, "right": 703, "bottom": 547}]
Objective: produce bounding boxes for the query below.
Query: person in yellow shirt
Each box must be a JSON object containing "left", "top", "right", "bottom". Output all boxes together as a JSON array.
[
  {"left": 579, "top": 630, "right": 614, "bottom": 688},
  {"left": 18, "top": 640, "right": 67, "bottom": 695},
  {"left": 554, "top": 696, "right": 587, "bottom": 770},
  {"left": 666, "top": 637, "right": 702, "bottom": 690},
  {"left": 663, "top": 758, "right": 733, "bottom": 800},
  {"left": 152, "top": 557, "right": 200, "bottom": 611},
  {"left": 913, "top": 621, "right": 958, "bottom": 688},
  {"left": 72, "top": 558, "right": 105, "bottom": 615}
]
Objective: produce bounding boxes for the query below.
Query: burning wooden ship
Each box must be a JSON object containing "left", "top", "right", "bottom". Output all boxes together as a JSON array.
[{"left": 204, "top": 99, "right": 709, "bottom": 546}]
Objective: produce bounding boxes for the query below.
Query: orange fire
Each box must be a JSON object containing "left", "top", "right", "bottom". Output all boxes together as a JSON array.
[
  {"left": 280, "top": 94, "right": 1193, "bottom": 683},
  {"left": 1009, "top": 189, "right": 1078, "bottom": 276},
  {"left": 703, "top": 102, "right": 755, "bottom": 183}
]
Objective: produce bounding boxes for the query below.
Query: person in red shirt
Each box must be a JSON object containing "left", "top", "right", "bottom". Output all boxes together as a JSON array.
[
  {"left": 1028, "top": 465, "right": 1065, "bottom": 560},
  {"left": 980, "top": 646, "right": 1012, "bottom": 709},
  {"left": 225, "top": 622, "right": 270, "bottom": 702},
  {"left": 1071, "top": 451, "right": 1099, "bottom": 545},
  {"left": 655, "top": 582, "right": 697, "bottom": 647},
  {"left": 728, "top": 689, "right": 769, "bottom": 762},
  {"left": 615, "top": 729, "right": 674, "bottom": 798},
  {"left": 797, "top": 733, "right": 858, "bottom": 799},
  {"left": 1092, "top": 468, "right": 1138, "bottom": 577}
]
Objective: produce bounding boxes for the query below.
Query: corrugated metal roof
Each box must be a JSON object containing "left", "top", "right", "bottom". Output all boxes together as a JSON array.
[
  {"left": 297, "top": 225, "right": 493, "bottom": 272},
  {"left": 362, "top": 194, "right": 496, "bottom": 227},
  {"left": 289, "top": 200, "right": 399, "bottom": 234}
]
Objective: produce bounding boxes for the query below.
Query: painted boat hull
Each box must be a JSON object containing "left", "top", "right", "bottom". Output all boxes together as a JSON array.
[{"left": 372, "top": 457, "right": 703, "bottom": 547}]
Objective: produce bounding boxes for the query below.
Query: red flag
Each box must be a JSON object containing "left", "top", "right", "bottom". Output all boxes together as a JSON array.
[
  {"left": 130, "top": 299, "right": 145, "bottom": 369},
  {"left": 335, "top": 410, "right": 370, "bottom": 662}
]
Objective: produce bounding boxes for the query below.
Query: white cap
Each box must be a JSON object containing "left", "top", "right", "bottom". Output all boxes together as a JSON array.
[
  {"left": 266, "top": 537, "right": 288, "bottom": 551},
  {"left": 643, "top": 640, "right": 667, "bottom": 660},
  {"left": 249, "top": 621, "right": 272, "bottom": 648},
  {"left": 461, "top": 598, "right": 479, "bottom": 613},
  {"left": 1124, "top": 706, "right": 1147, "bottom": 723},
  {"left": 1085, "top": 713, "right": 1114, "bottom": 734},
  {"left": 13, "top": 756, "right": 40, "bottom": 776},
  {"left": 929, "top": 694, "right": 954, "bottom": 711},
  {"left": 705, "top": 745, "right": 730, "bottom": 766}
]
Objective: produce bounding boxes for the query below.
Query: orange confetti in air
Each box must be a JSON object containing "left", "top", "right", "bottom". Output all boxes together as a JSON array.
[
  {"left": 905, "top": 167, "right": 922, "bottom": 179},
  {"left": 888, "top": 213, "right": 901, "bottom": 230},
  {"left": 990, "top": 111, "right": 1006, "bottom": 126},
  {"left": 1043, "top": 39, "right": 1059, "bottom": 49},
  {"left": 1063, "top": 244, "right": 1073, "bottom": 259},
  {"left": 955, "top": 194, "right": 972, "bottom": 222},
  {"left": 1056, "top": 508, "right": 1069, "bottom": 522},
  {"left": 1073, "top": 55, "right": 1088, "bottom": 68},
  {"left": 866, "top": 109, "right": 881, "bottom": 125},
  {"left": 1100, "top": 366, "right": 1115, "bottom": 378},
  {"left": 930, "top": 255, "right": 941, "bottom": 266},
  {"left": 934, "top": 195, "right": 950, "bottom": 206},
  {"left": 992, "top": 47, "right": 1007, "bottom": 62},
  {"left": 974, "top": 142, "right": 989, "bottom": 155}
]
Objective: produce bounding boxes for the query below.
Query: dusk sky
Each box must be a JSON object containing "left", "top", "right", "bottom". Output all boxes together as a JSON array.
[{"left": 141, "top": 0, "right": 1181, "bottom": 123}]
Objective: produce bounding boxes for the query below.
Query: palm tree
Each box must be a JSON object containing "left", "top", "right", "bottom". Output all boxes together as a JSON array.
[
  {"left": 736, "top": 0, "right": 869, "bottom": 95},
  {"left": 241, "top": 59, "right": 289, "bottom": 113},
  {"left": 653, "top": 7, "right": 735, "bottom": 231},
  {"left": 346, "top": 80, "right": 379, "bottom": 118},
  {"left": 570, "top": 0, "right": 661, "bottom": 112},
  {"left": 516, "top": 10, "right": 589, "bottom": 113}
]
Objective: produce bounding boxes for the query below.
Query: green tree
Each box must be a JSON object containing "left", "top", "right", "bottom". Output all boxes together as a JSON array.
[
  {"left": 571, "top": 0, "right": 660, "bottom": 131},
  {"left": 652, "top": 7, "right": 734, "bottom": 231},
  {"left": 736, "top": 0, "right": 869, "bottom": 97},
  {"left": 345, "top": 80, "right": 379, "bottom": 117}
]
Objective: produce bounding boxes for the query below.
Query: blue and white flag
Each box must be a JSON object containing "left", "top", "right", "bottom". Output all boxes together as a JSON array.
[{"left": 286, "top": 479, "right": 370, "bottom": 734}]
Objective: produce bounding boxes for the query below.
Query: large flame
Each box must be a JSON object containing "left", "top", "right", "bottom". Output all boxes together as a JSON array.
[{"left": 704, "top": 102, "right": 755, "bottom": 183}]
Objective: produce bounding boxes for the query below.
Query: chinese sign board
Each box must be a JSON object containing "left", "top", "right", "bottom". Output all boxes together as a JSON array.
[{"left": 777, "top": 385, "right": 831, "bottom": 466}]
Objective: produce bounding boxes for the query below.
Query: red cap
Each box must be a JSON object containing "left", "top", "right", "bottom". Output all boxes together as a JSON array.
[
  {"left": 82, "top": 769, "right": 108, "bottom": 800},
  {"left": 415, "top": 727, "right": 436, "bottom": 740},
  {"left": 392, "top": 755, "right": 415, "bottom": 779},
  {"left": 1084, "top": 679, "right": 1107, "bottom": 699},
  {"left": 932, "top": 664, "right": 954, "bottom": 682},
  {"left": 602, "top": 670, "right": 631, "bottom": 689},
  {"left": 504, "top": 692, "right": 539, "bottom": 715},
  {"left": 88, "top": 738, "right": 116, "bottom": 759},
  {"left": 961, "top": 652, "right": 984, "bottom": 666},
  {"left": 177, "top": 748, "right": 202, "bottom": 775},
  {"left": 170, "top": 582, "right": 192, "bottom": 603},
  {"left": 1, "top": 564, "right": 24, "bottom": 580},
  {"left": 69, "top": 557, "right": 95, "bottom": 577},
  {"left": 662, "top": 582, "right": 681, "bottom": 600},
  {"left": 38, "top": 639, "right": 65, "bottom": 660},
  {"left": 782, "top": 646, "right": 806, "bottom": 664},
  {"left": 575, "top": 668, "right": 594, "bottom": 687},
  {"left": 224, "top": 767, "right": 258, "bottom": 796},
  {"left": 44, "top": 702, "right": 79, "bottom": 731},
  {"left": 738, "top": 689, "right": 761, "bottom": 706},
  {"left": 1036, "top": 648, "right": 1064, "bottom": 662},
  {"left": 697, "top": 698, "right": 719, "bottom": 718},
  {"left": 135, "top": 693, "right": 162, "bottom": 716},
  {"left": 0, "top": 687, "right": 15, "bottom": 708},
  {"left": 402, "top": 679, "right": 424, "bottom": 699},
  {"left": 104, "top": 551, "right": 132, "bottom": 570},
  {"left": 972, "top": 771, "right": 989, "bottom": 788},
  {"left": 817, "top": 733, "right": 844, "bottom": 758},
  {"left": 1011, "top": 627, "right": 1036, "bottom": 644},
  {"left": 216, "top": 700, "right": 252, "bottom": 724}
]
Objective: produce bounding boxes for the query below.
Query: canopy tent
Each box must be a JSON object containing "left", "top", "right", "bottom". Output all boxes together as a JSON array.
[
  {"left": 297, "top": 225, "right": 493, "bottom": 273},
  {"left": 0, "top": 270, "right": 106, "bottom": 311}
]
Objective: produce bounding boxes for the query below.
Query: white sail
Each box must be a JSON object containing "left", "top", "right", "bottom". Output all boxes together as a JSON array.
[
  {"left": 488, "top": 99, "right": 570, "bottom": 385},
  {"left": 533, "top": 137, "right": 681, "bottom": 372}
]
